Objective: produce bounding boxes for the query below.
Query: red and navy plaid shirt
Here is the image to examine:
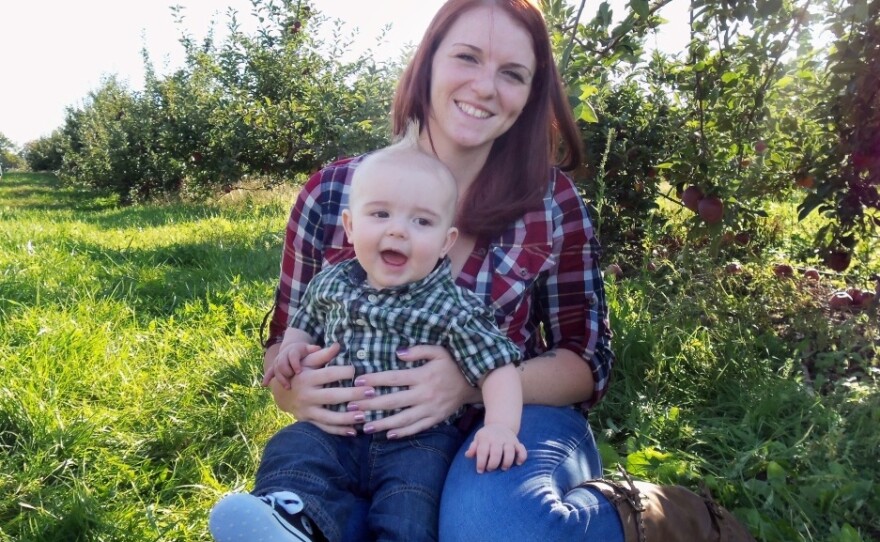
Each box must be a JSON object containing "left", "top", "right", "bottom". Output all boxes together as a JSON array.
[{"left": 267, "top": 156, "right": 614, "bottom": 411}]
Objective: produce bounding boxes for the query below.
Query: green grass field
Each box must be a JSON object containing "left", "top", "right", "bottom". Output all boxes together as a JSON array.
[{"left": 1, "top": 172, "right": 877, "bottom": 541}]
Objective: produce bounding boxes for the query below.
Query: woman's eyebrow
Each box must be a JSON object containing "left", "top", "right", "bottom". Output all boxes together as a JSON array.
[{"left": 451, "top": 43, "right": 534, "bottom": 75}]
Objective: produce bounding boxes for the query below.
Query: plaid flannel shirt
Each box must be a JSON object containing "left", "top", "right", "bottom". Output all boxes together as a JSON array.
[
  {"left": 268, "top": 156, "right": 615, "bottom": 411},
  {"left": 288, "top": 258, "right": 522, "bottom": 423}
]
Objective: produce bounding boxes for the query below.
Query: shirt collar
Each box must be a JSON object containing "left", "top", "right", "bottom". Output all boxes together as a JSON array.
[{"left": 345, "top": 257, "right": 452, "bottom": 296}]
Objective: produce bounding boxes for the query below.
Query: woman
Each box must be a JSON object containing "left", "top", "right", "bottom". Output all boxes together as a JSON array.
[{"left": 258, "top": 1, "right": 754, "bottom": 541}]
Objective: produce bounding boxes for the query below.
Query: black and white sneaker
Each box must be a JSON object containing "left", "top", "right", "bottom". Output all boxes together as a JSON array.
[{"left": 209, "top": 490, "right": 322, "bottom": 542}]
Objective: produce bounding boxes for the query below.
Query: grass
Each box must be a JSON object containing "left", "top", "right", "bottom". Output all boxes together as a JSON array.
[{"left": 1, "top": 172, "right": 878, "bottom": 541}]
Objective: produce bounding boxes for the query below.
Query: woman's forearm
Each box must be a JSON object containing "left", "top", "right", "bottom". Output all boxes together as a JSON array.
[{"left": 517, "top": 348, "right": 595, "bottom": 406}]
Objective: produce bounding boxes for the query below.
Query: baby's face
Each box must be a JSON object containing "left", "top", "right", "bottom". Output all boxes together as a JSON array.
[{"left": 343, "top": 162, "right": 458, "bottom": 289}]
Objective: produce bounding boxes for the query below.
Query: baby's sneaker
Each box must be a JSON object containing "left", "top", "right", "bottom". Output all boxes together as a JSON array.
[{"left": 209, "top": 491, "right": 322, "bottom": 542}]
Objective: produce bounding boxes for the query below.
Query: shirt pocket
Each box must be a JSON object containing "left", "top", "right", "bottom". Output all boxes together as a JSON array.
[{"left": 489, "top": 245, "right": 556, "bottom": 321}]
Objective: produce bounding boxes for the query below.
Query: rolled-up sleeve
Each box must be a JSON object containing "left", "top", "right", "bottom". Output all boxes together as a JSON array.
[{"left": 537, "top": 172, "right": 614, "bottom": 409}]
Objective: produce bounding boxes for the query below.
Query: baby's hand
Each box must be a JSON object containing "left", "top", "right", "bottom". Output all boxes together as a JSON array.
[
  {"left": 464, "top": 422, "right": 528, "bottom": 473},
  {"left": 262, "top": 343, "right": 319, "bottom": 389}
]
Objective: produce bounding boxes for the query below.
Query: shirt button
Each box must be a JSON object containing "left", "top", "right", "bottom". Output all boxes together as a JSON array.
[
  {"left": 368, "top": 294, "right": 378, "bottom": 303},
  {"left": 356, "top": 350, "right": 367, "bottom": 360}
]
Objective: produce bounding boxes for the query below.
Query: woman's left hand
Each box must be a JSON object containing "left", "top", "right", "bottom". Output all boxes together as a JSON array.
[{"left": 348, "top": 345, "right": 479, "bottom": 438}]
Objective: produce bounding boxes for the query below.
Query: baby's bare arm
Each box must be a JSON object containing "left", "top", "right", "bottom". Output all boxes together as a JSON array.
[
  {"left": 263, "top": 328, "right": 318, "bottom": 389},
  {"left": 465, "top": 364, "right": 527, "bottom": 473}
]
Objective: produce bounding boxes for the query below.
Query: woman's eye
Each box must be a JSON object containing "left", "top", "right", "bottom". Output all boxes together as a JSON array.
[
  {"left": 504, "top": 70, "right": 526, "bottom": 83},
  {"left": 456, "top": 53, "right": 478, "bottom": 63}
]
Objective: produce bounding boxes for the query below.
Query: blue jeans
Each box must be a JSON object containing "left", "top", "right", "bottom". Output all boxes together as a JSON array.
[
  {"left": 253, "top": 421, "right": 463, "bottom": 542},
  {"left": 317, "top": 406, "right": 624, "bottom": 541},
  {"left": 439, "top": 405, "right": 624, "bottom": 541}
]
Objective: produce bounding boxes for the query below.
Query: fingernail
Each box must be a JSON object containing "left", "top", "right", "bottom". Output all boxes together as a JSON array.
[
  {"left": 363, "top": 388, "right": 376, "bottom": 398},
  {"left": 346, "top": 430, "right": 357, "bottom": 437},
  {"left": 347, "top": 403, "right": 360, "bottom": 411},
  {"left": 387, "top": 432, "right": 398, "bottom": 439},
  {"left": 396, "top": 347, "right": 409, "bottom": 356},
  {"left": 354, "top": 378, "right": 366, "bottom": 386},
  {"left": 363, "top": 425, "right": 375, "bottom": 434},
  {"left": 353, "top": 413, "right": 365, "bottom": 423}
]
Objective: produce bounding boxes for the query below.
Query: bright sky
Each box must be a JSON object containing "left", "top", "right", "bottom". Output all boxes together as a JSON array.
[{"left": 0, "top": 0, "right": 687, "bottom": 149}]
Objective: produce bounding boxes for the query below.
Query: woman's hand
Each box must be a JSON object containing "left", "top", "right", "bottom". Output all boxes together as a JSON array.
[
  {"left": 348, "top": 345, "right": 480, "bottom": 438},
  {"left": 267, "top": 342, "right": 376, "bottom": 436}
]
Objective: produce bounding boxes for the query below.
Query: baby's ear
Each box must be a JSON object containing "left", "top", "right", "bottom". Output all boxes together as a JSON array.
[
  {"left": 441, "top": 226, "right": 459, "bottom": 257},
  {"left": 341, "top": 208, "right": 354, "bottom": 238}
]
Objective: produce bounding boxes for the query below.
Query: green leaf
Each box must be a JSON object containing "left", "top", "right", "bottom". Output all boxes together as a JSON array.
[
  {"left": 579, "top": 84, "right": 599, "bottom": 100},
  {"left": 630, "top": 0, "right": 650, "bottom": 19},
  {"left": 836, "top": 523, "right": 863, "bottom": 542},
  {"left": 773, "top": 75, "right": 794, "bottom": 89},
  {"left": 766, "top": 461, "right": 786, "bottom": 484},
  {"left": 757, "top": 0, "right": 782, "bottom": 17},
  {"left": 721, "top": 71, "right": 739, "bottom": 83},
  {"left": 576, "top": 102, "right": 599, "bottom": 123}
]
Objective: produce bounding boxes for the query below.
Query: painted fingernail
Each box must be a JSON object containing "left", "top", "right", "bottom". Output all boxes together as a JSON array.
[
  {"left": 353, "top": 413, "right": 365, "bottom": 423},
  {"left": 354, "top": 378, "right": 366, "bottom": 386},
  {"left": 387, "top": 432, "right": 398, "bottom": 439},
  {"left": 396, "top": 347, "right": 409, "bottom": 356},
  {"left": 363, "top": 425, "right": 375, "bottom": 434},
  {"left": 347, "top": 403, "right": 360, "bottom": 411},
  {"left": 363, "top": 388, "right": 376, "bottom": 398},
  {"left": 346, "top": 430, "right": 357, "bottom": 437}
]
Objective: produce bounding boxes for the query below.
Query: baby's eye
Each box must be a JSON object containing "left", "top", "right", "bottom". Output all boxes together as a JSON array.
[
  {"left": 414, "top": 217, "right": 432, "bottom": 227},
  {"left": 371, "top": 211, "right": 390, "bottom": 218}
]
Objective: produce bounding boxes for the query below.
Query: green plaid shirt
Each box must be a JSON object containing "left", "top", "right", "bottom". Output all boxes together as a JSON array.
[{"left": 288, "top": 258, "right": 523, "bottom": 424}]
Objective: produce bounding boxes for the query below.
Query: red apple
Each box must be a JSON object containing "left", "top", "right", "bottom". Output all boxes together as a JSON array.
[
  {"left": 853, "top": 152, "right": 870, "bottom": 171},
  {"left": 773, "top": 263, "right": 794, "bottom": 278},
  {"left": 803, "top": 268, "right": 820, "bottom": 281},
  {"left": 755, "top": 140, "right": 768, "bottom": 154},
  {"left": 795, "top": 174, "right": 814, "bottom": 189},
  {"left": 605, "top": 263, "right": 623, "bottom": 279},
  {"left": 734, "top": 231, "right": 751, "bottom": 246},
  {"left": 824, "top": 250, "right": 852, "bottom": 272},
  {"left": 829, "top": 291, "right": 854, "bottom": 310},
  {"left": 846, "top": 288, "right": 864, "bottom": 305},
  {"left": 698, "top": 196, "right": 724, "bottom": 224},
  {"left": 681, "top": 186, "right": 704, "bottom": 212}
]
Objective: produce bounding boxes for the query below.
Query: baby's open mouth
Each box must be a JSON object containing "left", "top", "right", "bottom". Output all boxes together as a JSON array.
[{"left": 380, "top": 250, "right": 407, "bottom": 266}]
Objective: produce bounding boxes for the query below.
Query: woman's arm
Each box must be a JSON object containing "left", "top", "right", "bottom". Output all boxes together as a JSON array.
[{"left": 516, "top": 348, "right": 595, "bottom": 405}]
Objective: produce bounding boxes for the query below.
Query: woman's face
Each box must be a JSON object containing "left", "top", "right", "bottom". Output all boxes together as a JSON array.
[{"left": 427, "top": 5, "right": 536, "bottom": 158}]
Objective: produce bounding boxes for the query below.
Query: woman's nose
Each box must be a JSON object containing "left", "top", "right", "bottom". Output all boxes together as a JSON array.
[{"left": 470, "top": 68, "right": 497, "bottom": 98}]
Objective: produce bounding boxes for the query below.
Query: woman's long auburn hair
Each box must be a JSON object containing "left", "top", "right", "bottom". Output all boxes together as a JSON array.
[{"left": 392, "top": 0, "right": 583, "bottom": 237}]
